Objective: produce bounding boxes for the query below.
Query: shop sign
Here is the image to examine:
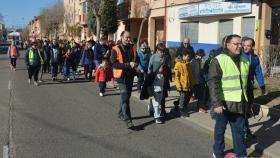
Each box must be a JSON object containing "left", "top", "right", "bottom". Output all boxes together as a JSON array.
[
  {"left": 179, "top": 0, "right": 251, "bottom": 18},
  {"left": 178, "top": 4, "right": 199, "bottom": 19}
]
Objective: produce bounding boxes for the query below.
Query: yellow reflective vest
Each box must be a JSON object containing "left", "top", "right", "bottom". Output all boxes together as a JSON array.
[
  {"left": 216, "top": 54, "right": 249, "bottom": 102},
  {"left": 29, "top": 49, "right": 44, "bottom": 65}
]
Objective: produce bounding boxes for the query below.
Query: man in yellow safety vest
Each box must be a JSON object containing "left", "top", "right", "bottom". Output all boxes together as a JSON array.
[
  {"left": 25, "top": 42, "right": 44, "bottom": 86},
  {"left": 208, "top": 34, "right": 249, "bottom": 158}
]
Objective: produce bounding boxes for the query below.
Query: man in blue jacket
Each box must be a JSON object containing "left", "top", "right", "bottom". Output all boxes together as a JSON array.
[
  {"left": 242, "top": 37, "right": 266, "bottom": 139},
  {"left": 94, "top": 38, "right": 108, "bottom": 67}
]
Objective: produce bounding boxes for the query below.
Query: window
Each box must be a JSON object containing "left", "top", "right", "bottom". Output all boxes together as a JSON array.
[
  {"left": 180, "top": 22, "right": 199, "bottom": 43},
  {"left": 242, "top": 17, "right": 255, "bottom": 39},
  {"left": 219, "top": 19, "right": 233, "bottom": 44},
  {"left": 83, "top": 2, "right": 88, "bottom": 15}
]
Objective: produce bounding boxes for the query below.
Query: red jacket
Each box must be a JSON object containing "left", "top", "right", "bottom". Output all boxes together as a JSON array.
[{"left": 95, "top": 66, "right": 112, "bottom": 82}]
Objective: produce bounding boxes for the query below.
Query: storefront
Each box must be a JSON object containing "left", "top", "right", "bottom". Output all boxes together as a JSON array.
[{"left": 166, "top": 0, "right": 258, "bottom": 55}]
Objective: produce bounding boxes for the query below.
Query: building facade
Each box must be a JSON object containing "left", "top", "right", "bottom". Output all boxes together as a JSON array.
[
  {"left": 64, "top": 0, "right": 92, "bottom": 41},
  {"left": 166, "top": 0, "right": 258, "bottom": 54},
  {"left": 28, "top": 16, "right": 42, "bottom": 41}
]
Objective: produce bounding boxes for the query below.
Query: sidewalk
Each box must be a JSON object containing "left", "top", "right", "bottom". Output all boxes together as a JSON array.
[{"left": 127, "top": 81, "right": 280, "bottom": 158}]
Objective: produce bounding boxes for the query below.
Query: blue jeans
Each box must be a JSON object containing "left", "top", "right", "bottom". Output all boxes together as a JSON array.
[
  {"left": 63, "top": 65, "right": 70, "bottom": 78},
  {"left": 98, "top": 82, "right": 106, "bottom": 93},
  {"left": 213, "top": 111, "right": 246, "bottom": 157}
]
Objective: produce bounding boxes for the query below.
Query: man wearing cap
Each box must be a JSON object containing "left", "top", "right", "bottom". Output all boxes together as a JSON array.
[
  {"left": 25, "top": 42, "right": 44, "bottom": 86},
  {"left": 137, "top": 42, "right": 152, "bottom": 92}
]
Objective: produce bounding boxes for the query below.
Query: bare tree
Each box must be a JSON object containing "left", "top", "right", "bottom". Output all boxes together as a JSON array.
[
  {"left": 20, "top": 26, "right": 29, "bottom": 41},
  {"left": 88, "top": 0, "right": 104, "bottom": 40},
  {"left": 40, "top": 1, "right": 64, "bottom": 39},
  {"left": 134, "top": 0, "right": 154, "bottom": 50}
]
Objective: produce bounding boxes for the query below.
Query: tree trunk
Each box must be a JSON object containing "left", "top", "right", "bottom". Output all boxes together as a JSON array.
[
  {"left": 96, "top": 16, "right": 101, "bottom": 40},
  {"left": 55, "top": 28, "right": 57, "bottom": 40},
  {"left": 137, "top": 8, "right": 151, "bottom": 50},
  {"left": 137, "top": 17, "right": 148, "bottom": 50}
]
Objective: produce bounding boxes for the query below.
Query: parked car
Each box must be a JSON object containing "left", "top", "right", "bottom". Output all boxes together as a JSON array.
[{"left": 0, "top": 43, "right": 10, "bottom": 54}]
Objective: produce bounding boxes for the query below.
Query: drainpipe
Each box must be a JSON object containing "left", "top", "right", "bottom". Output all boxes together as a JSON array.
[
  {"left": 256, "top": 0, "right": 263, "bottom": 52},
  {"left": 163, "top": 0, "right": 167, "bottom": 46}
]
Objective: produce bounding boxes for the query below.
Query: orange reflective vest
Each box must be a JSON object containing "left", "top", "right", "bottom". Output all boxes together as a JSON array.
[
  {"left": 112, "top": 45, "right": 137, "bottom": 78},
  {"left": 10, "top": 46, "right": 17, "bottom": 57}
]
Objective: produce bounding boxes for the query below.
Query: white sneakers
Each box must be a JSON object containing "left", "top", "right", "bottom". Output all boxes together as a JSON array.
[
  {"left": 99, "top": 93, "right": 104, "bottom": 97},
  {"left": 155, "top": 118, "right": 162, "bottom": 124},
  {"left": 34, "top": 82, "right": 39, "bottom": 86},
  {"left": 28, "top": 79, "right": 39, "bottom": 86}
]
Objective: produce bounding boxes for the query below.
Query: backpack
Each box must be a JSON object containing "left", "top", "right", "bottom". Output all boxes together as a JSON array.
[{"left": 10, "top": 46, "right": 17, "bottom": 57}]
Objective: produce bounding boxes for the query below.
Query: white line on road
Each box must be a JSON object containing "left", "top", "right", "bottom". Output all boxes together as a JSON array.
[
  {"left": 8, "top": 80, "right": 12, "bottom": 90},
  {"left": 3, "top": 145, "right": 9, "bottom": 158}
]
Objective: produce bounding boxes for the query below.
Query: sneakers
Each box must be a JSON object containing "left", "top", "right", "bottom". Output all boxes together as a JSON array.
[
  {"left": 155, "top": 118, "right": 162, "bottom": 124},
  {"left": 38, "top": 80, "right": 43, "bottom": 83},
  {"left": 125, "top": 120, "right": 134, "bottom": 129},
  {"left": 27, "top": 79, "right": 31, "bottom": 84},
  {"left": 118, "top": 114, "right": 125, "bottom": 121},
  {"left": 34, "top": 81, "right": 39, "bottom": 86},
  {"left": 99, "top": 93, "right": 104, "bottom": 97},
  {"left": 198, "top": 108, "right": 207, "bottom": 113},
  {"left": 67, "top": 78, "right": 70, "bottom": 81}
]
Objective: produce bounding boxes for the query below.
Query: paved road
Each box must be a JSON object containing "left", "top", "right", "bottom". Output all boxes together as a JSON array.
[{"left": 1, "top": 52, "right": 216, "bottom": 158}]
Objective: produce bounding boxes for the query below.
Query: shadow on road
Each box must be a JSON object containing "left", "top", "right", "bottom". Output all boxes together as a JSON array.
[
  {"left": 247, "top": 105, "right": 280, "bottom": 157},
  {"left": 40, "top": 79, "right": 91, "bottom": 85}
]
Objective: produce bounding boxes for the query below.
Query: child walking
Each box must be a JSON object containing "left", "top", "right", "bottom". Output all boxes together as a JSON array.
[
  {"left": 63, "top": 48, "right": 72, "bottom": 81},
  {"left": 95, "top": 59, "right": 112, "bottom": 97},
  {"left": 173, "top": 49, "right": 194, "bottom": 117},
  {"left": 152, "top": 64, "right": 169, "bottom": 124}
]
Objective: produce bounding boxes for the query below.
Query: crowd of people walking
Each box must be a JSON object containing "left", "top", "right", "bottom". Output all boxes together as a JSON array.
[{"left": 8, "top": 30, "right": 267, "bottom": 158}]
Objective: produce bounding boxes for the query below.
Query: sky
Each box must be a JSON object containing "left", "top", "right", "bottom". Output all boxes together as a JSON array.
[{"left": 0, "top": 0, "right": 61, "bottom": 28}]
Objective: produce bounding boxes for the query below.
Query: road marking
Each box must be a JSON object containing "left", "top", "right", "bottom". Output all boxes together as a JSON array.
[
  {"left": 3, "top": 145, "right": 9, "bottom": 158},
  {"left": 8, "top": 80, "right": 12, "bottom": 90}
]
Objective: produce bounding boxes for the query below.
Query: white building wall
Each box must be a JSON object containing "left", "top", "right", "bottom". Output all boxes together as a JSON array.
[
  {"left": 198, "top": 18, "right": 219, "bottom": 44},
  {"left": 166, "top": 5, "right": 181, "bottom": 43},
  {"left": 166, "top": 1, "right": 259, "bottom": 45}
]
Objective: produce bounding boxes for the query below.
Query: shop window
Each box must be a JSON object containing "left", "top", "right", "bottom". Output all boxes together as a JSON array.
[
  {"left": 242, "top": 17, "right": 255, "bottom": 39},
  {"left": 219, "top": 19, "right": 233, "bottom": 44},
  {"left": 180, "top": 22, "right": 199, "bottom": 43}
]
